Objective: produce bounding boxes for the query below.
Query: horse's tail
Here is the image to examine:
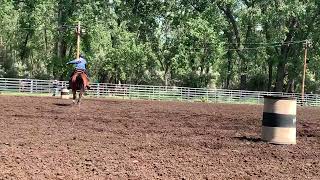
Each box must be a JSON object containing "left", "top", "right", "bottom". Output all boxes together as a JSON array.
[
  {"left": 76, "top": 74, "right": 84, "bottom": 90},
  {"left": 71, "top": 70, "right": 83, "bottom": 91}
]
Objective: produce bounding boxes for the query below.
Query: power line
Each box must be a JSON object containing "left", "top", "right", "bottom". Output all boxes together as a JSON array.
[
  {"left": 225, "top": 41, "right": 307, "bottom": 51},
  {"left": 158, "top": 40, "right": 307, "bottom": 51},
  {"left": 9, "top": 25, "right": 86, "bottom": 31},
  {"left": 2, "top": 26, "right": 308, "bottom": 51},
  {"left": 4, "top": 26, "right": 309, "bottom": 45},
  {"left": 226, "top": 40, "right": 306, "bottom": 46}
]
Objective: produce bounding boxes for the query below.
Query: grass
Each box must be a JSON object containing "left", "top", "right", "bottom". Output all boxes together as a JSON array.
[
  {"left": 0, "top": 91, "right": 261, "bottom": 105},
  {"left": 0, "top": 90, "right": 316, "bottom": 107},
  {"left": 0, "top": 91, "right": 53, "bottom": 97}
]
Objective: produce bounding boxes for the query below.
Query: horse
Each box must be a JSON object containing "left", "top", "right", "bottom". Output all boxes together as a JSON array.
[{"left": 70, "top": 69, "right": 90, "bottom": 104}]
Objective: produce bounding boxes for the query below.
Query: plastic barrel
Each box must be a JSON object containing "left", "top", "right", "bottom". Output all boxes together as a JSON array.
[
  {"left": 61, "top": 88, "right": 70, "bottom": 99},
  {"left": 261, "top": 95, "right": 297, "bottom": 144}
]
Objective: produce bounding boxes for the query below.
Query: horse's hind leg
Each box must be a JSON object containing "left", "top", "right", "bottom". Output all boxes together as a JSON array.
[
  {"left": 73, "top": 90, "right": 76, "bottom": 104},
  {"left": 77, "top": 90, "right": 82, "bottom": 105}
]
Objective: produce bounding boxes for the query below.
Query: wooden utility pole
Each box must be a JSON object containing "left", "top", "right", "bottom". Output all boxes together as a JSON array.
[
  {"left": 0, "top": 36, "right": 3, "bottom": 64},
  {"left": 76, "top": 21, "right": 81, "bottom": 59},
  {"left": 301, "top": 40, "right": 309, "bottom": 102}
]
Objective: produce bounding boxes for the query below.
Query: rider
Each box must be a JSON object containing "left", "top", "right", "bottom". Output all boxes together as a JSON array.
[{"left": 66, "top": 54, "right": 90, "bottom": 90}]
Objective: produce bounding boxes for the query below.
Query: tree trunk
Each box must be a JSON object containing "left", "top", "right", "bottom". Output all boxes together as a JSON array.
[
  {"left": 54, "top": 0, "right": 70, "bottom": 79},
  {"left": 218, "top": 4, "right": 249, "bottom": 90},
  {"left": 268, "top": 62, "right": 273, "bottom": 91},
  {"left": 240, "top": 74, "right": 247, "bottom": 90},
  {"left": 225, "top": 49, "right": 232, "bottom": 89},
  {"left": 286, "top": 78, "right": 295, "bottom": 93},
  {"left": 275, "top": 60, "right": 285, "bottom": 92},
  {"left": 274, "top": 17, "right": 298, "bottom": 92},
  {"left": 20, "top": 32, "right": 30, "bottom": 63},
  {"left": 239, "top": 22, "right": 253, "bottom": 90},
  {"left": 0, "top": 38, "right": 4, "bottom": 66},
  {"left": 225, "top": 30, "right": 233, "bottom": 89},
  {"left": 264, "top": 22, "right": 274, "bottom": 91},
  {"left": 164, "top": 68, "right": 169, "bottom": 86}
]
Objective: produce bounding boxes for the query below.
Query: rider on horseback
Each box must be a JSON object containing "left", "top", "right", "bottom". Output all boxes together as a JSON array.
[{"left": 66, "top": 54, "right": 91, "bottom": 90}]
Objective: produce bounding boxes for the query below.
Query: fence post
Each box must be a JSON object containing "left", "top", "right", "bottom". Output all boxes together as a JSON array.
[
  {"left": 305, "top": 94, "right": 308, "bottom": 106},
  {"left": 35, "top": 80, "right": 38, "bottom": 93},
  {"left": 123, "top": 86, "right": 125, "bottom": 99},
  {"left": 214, "top": 90, "right": 217, "bottom": 103},
  {"left": 129, "top": 84, "right": 131, "bottom": 99},
  {"left": 19, "top": 79, "right": 21, "bottom": 92},
  {"left": 30, "top": 80, "right": 33, "bottom": 93},
  {"left": 206, "top": 89, "right": 209, "bottom": 102},
  {"left": 97, "top": 83, "right": 100, "bottom": 97},
  {"left": 106, "top": 83, "right": 109, "bottom": 96}
]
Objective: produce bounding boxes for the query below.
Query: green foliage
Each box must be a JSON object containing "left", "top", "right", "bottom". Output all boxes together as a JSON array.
[{"left": 0, "top": 0, "right": 320, "bottom": 93}]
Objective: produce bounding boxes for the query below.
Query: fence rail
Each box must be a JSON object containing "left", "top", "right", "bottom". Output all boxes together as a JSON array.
[{"left": 0, "top": 78, "right": 319, "bottom": 106}]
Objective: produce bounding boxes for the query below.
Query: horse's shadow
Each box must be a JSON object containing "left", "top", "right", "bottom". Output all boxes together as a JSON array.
[
  {"left": 53, "top": 103, "right": 72, "bottom": 107},
  {"left": 234, "top": 136, "right": 263, "bottom": 142}
]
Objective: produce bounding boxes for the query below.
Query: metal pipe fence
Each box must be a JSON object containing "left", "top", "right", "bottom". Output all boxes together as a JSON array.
[{"left": 0, "top": 78, "right": 319, "bottom": 106}]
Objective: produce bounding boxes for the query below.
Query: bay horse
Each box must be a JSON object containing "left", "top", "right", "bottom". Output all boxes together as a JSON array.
[{"left": 70, "top": 69, "right": 90, "bottom": 104}]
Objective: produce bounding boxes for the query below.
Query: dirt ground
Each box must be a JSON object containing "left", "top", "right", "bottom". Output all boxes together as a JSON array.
[{"left": 0, "top": 95, "right": 319, "bottom": 179}]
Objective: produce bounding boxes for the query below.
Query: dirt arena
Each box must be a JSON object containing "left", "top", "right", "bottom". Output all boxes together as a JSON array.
[{"left": 0, "top": 95, "right": 319, "bottom": 179}]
